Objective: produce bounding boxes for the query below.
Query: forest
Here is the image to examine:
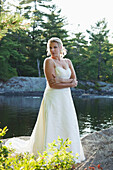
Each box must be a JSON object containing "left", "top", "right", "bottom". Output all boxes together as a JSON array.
[{"left": 0, "top": 0, "right": 113, "bottom": 83}]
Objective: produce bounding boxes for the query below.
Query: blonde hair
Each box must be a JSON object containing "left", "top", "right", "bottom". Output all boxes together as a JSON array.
[{"left": 47, "top": 37, "right": 67, "bottom": 58}]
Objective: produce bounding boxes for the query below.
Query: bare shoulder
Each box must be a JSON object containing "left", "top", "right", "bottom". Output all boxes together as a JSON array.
[
  {"left": 44, "top": 57, "right": 52, "bottom": 63},
  {"left": 44, "top": 57, "right": 54, "bottom": 66},
  {"left": 65, "top": 58, "right": 72, "bottom": 66}
]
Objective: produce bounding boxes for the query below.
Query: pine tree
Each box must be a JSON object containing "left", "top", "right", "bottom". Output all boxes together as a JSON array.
[
  {"left": 67, "top": 32, "right": 89, "bottom": 80},
  {"left": 22, "top": 2, "right": 69, "bottom": 76},
  {"left": 39, "top": 4, "right": 69, "bottom": 67},
  {"left": 0, "top": 0, "right": 30, "bottom": 80},
  {"left": 87, "top": 19, "right": 112, "bottom": 81}
]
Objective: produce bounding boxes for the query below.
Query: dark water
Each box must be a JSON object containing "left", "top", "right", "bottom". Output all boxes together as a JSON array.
[{"left": 0, "top": 95, "right": 113, "bottom": 138}]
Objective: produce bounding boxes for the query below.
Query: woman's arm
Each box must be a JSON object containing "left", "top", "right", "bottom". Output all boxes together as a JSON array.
[
  {"left": 48, "top": 58, "right": 77, "bottom": 85},
  {"left": 49, "top": 74, "right": 73, "bottom": 84},
  {"left": 44, "top": 58, "right": 77, "bottom": 89}
]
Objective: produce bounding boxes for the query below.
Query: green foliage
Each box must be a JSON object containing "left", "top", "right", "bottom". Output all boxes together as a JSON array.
[
  {"left": 0, "top": 59, "right": 17, "bottom": 81},
  {"left": 0, "top": 13, "right": 28, "bottom": 40},
  {"left": 0, "top": 0, "right": 113, "bottom": 83},
  {"left": 0, "top": 126, "right": 8, "bottom": 138},
  {"left": 0, "top": 127, "right": 9, "bottom": 169},
  {"left": 19, "top": 64, "right": 38, "bottom": 77},
  {"left": 68, "top": 32, "right": 89, "bottom": 80},
  {"left": 0, "top": 128, "right": 78, "bottom": 169},
  {"left": 41, "top": 4, "right": 68, "bottom": 40},
  {"left": 36, "top": 137, "right": 78, "bottom": 169},
  {"left": 86, "top": 19, "right": 113, "bottom": 81}
]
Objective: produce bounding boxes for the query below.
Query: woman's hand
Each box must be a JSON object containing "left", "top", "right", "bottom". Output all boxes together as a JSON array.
[
  {"left": 71, "top": 79, "right": 78, "bottom": 87},
  {"left": 49, "top": 75, "right": 78, "bottom": 88}
]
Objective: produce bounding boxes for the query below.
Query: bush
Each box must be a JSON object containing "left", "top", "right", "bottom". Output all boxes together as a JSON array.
[{"left": 0, "top": 127, "right": 79, "bottom": 169}]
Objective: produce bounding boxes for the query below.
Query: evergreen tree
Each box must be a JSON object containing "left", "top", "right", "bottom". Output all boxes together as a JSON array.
[
  {"left": 20, "top": 2, "right": 69, "bottom": 76},
  {"left": 87, "top": 19, "right": 112, "bottom": 81},
  {"left": 18, "top": 0, "right": 53, "bottom": 76},
  {"left": 0, "top": 0, "right": 30, "bottom": 80},
  {"left": 40, "top": 4, "right": 69, "bottom": 67},
  {"left": 67, "top": 32, "right": 89, "bottom": 80},
  {"left": 41, "top": 4, "right": 68, "bottom": 41}
]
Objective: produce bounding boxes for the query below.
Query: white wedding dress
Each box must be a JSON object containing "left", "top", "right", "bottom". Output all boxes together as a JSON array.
[{"left": 5, "top": 60, "right": 85, "bottom": 163}]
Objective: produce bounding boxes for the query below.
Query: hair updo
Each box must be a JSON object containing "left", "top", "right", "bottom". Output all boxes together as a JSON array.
[{"left": 47, "top": 37, "right": 67, "bottom": 58}]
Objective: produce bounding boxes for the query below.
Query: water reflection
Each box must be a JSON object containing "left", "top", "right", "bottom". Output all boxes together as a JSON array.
[
  {"left": 0, "top": 96, "right": 42, "bottom": 138},
  {"left": 74, "top": 96, "right": 113, "bottom": 137},
  {"left": 0, "top": 95, "right": 113, "bottom": 138}
]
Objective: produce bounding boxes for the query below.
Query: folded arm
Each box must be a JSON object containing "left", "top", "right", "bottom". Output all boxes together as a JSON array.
[
  {"left": 49, "top": 75, "right": 73, "bottom": 85},
  {"left": 44, "top": 58, "right": 78, "bottom": 89}
]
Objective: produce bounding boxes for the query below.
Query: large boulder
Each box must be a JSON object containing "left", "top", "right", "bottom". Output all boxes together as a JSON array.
[{"left": 78, "top": 126, "right": 113, "bottom": 170}]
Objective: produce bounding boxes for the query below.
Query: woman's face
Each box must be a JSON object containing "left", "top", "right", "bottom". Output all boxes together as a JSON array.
[{"left": 49, "top": 42, "right": 61, "bottom": 58}]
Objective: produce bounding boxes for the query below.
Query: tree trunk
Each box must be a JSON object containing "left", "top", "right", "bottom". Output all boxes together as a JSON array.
[
  {"left": 98, "top": 43, "right": 102, "bottom": 80},
  {"left": 37, "top": 59, "right": 41, "bottom": 77}
]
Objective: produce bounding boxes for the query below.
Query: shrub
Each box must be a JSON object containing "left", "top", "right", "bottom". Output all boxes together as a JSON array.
[{"left": 0, "top": 127, "right": 79, "bottom": 169}]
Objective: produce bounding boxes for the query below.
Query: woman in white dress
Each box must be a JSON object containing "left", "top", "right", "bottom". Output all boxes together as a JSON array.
[{"left": 5, "top": 37, "right": 85, "bottom": 163}]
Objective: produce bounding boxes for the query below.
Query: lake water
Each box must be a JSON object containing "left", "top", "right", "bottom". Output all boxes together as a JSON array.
[{"left": 0, "top": 94, "right": 113, "bottom": 138}]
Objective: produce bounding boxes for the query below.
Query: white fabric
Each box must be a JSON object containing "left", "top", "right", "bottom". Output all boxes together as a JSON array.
[{"left": 5, "top": 65, "right": 85, "bottom": 162}]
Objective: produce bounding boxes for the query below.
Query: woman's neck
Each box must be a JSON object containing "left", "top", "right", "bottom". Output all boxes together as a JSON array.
[{"left": 51, "top": 56, "right": 61, "bottom": 61}]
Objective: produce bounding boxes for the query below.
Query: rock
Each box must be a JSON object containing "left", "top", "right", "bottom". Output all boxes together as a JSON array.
[
  {"left": 0, "top": 77, "right": 86, "bottom": 96},
  {"left": 96, "top": 81, "right": 113, "bottom": 94},
  {"left": 87, "top": 88, "right": 95, "bottom": 93},
  {"left": 97, "top": 81, "right": 108, "bottom": 86},
  {"left": 79, "top": 80, "right": 113, "bottom": 96},
  {"left": 86, "top": 81, "right": 95, "bottom": 87},
  {"left": 0, "top": 82, "right": 4, "bottom": 93},
  {"left": 0, "top": 77, "right": 46, "bottom": 95},
  {"left": 0, "top": 77, "right": 113, "bottom": 96},
  {"left": 79, "top": 81, "right": 95, "bottom": 87},
  {"left": 71, "top": 88, "right": 86, "bottom": 96},
  {"left": 78, "top": 126, "right": 113, "bottom": 170}
]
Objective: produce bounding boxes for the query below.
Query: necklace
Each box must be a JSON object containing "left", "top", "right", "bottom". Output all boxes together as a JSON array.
[{"left": 51, "top": 56, "right": 61, "bottom": 61}]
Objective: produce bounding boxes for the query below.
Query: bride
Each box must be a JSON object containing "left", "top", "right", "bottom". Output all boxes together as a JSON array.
[{"left": 5, "top": 37, "right": 85, "bottom": 163}]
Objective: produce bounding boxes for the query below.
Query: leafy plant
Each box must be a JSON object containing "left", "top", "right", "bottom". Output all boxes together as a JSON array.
[
  {"left": 35, "top": 137, "right": 79, "bottom": 169},
  {"left": 0, "top": 127, "right": 79, "bottom": 169},
  {"left": 0, "top": 126, "right": 9, "bottom": 169}
]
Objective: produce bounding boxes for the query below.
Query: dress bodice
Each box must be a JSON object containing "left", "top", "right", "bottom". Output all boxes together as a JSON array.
[
  {"left": 46, "top": 66, "right": 71, "bottom": 89},
  {"left": 46, "top": 59, "right": 71, "bottom": 89},
  {"left": 52, "top": 58, "right": 71, "bottom": 79},
  {"left": 55, "top": 66, "right": 71, "bottom": 79}
]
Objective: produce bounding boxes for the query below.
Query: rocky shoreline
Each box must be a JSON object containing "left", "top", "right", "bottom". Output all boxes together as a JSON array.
[
  {"left": 79, "top": 126, "right": 113, "bottom": 170},
  {"left": 0, "top": 76, "right": 113, "bottom": 97},
  {"left": 3, "top": 126, "right": 113, "bottom": 170},
  {"left": 0, "top": 77, "right": 46, "bottom": 96}
]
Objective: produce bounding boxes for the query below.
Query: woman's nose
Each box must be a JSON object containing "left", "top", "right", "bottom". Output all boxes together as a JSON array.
[{"left": 51, "top": 48, "right": 54, "bottom": 52}]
